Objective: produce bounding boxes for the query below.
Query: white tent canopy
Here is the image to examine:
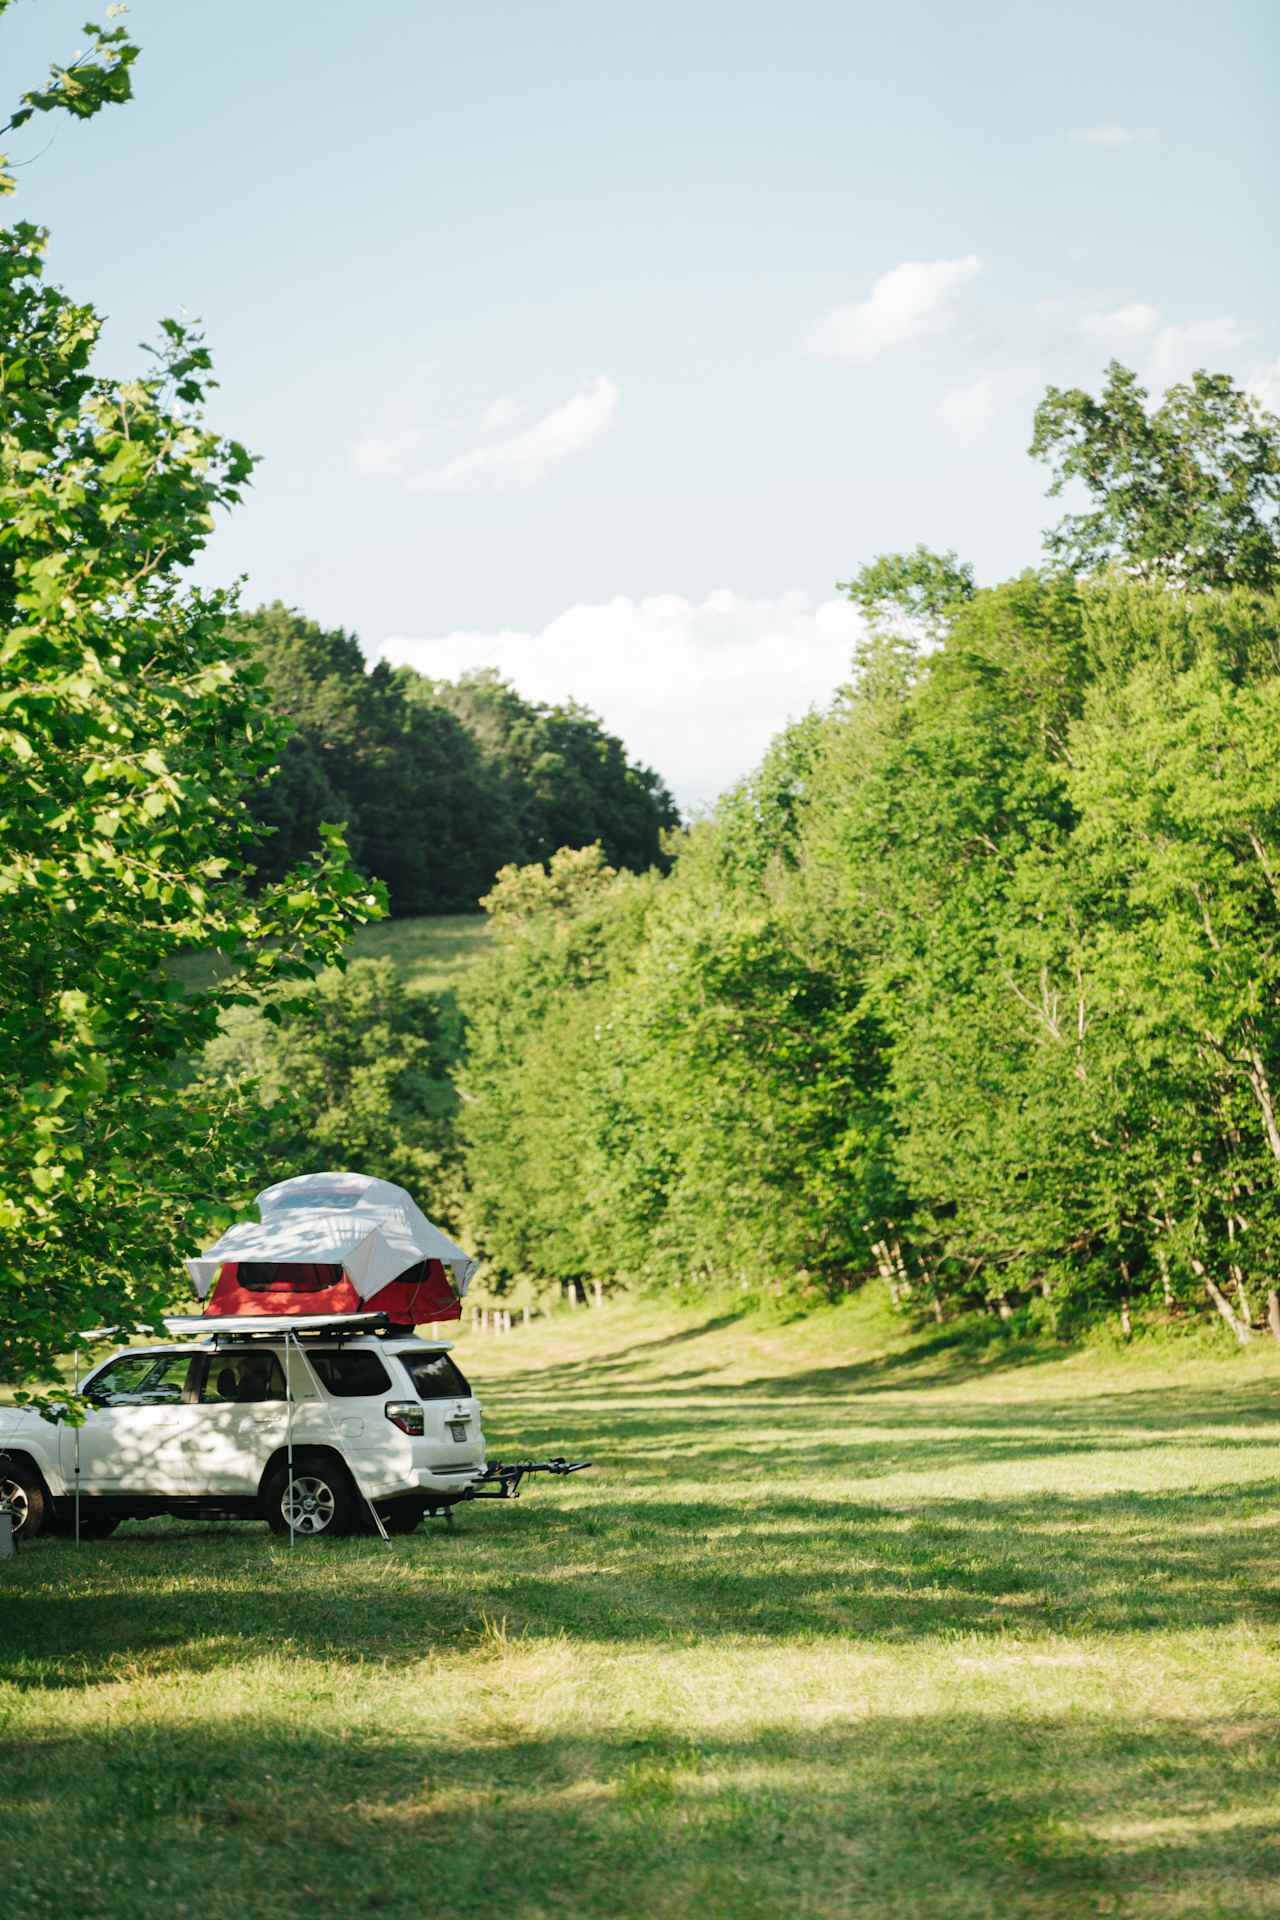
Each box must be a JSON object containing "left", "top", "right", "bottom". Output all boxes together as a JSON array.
[{"left": 186, "top": 1172, "right": 478, "bottom": 1300}]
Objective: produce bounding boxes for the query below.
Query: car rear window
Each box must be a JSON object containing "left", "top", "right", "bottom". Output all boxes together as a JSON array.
[
  {"left": 306, "top": 1350, "right": 391, "bottom": 1398},
  {"left": 399, "top": 1351, "right": 471, "bottom": 1400}
]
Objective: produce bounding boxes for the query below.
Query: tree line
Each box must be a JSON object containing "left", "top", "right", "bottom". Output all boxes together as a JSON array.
[
  {"left": 237, "top": 604, "right": 680, "bottom": 912},
  {"left": 6, "top": 0, "right": 1280, "bottom": 1380},
  {"left": 457, "top": 364, "right": 1280, "bottom": 1343}
]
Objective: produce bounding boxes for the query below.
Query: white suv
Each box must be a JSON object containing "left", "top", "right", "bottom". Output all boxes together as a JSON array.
[{"left": 0, "top": 1333, "right": 488, "bottom": 1541}]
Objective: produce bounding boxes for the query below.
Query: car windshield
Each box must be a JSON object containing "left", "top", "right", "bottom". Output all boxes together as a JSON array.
[{"left": 399, "top": 1351, "right": 471, "bottom": 1401}]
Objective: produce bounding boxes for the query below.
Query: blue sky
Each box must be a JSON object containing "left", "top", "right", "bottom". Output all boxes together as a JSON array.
[{"left": 4, "top": 0, "right": 1277, "bottom": 804}]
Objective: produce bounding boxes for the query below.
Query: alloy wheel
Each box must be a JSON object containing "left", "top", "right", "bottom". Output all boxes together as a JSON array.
[
  {"left": 0, "top": 1476, "right": 30, "bottom": 1535},
  {"left": 281, "top": 1473, "right": 337, "bottom": 1535}
]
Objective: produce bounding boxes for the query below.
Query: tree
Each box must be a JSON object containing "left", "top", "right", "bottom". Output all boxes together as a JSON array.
[
  {"left": 202, "top": 960, "right": 465, "bottom": 1229},
  {"left": 237, "top": 617, "right": 680, "bottom": 911},
  {"left": 838, "top": 544, "right": 976, "bottom": 640},
  {"left": 1030, "top": 361, "right": 1280, "bottom": 592},
  {"left": 234, "top": 601, "right": 511, "bottom": 912},
  {"left": 420, "top": 667, "right": 681, "bottom": 875},
  {"left": 0, "top": 9, "right": 374, "bottom": 1390}
]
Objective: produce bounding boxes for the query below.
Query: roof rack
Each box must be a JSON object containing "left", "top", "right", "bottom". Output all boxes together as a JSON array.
[{"left": 161, "top": 1311, "right": 391, "bottom": 1342}]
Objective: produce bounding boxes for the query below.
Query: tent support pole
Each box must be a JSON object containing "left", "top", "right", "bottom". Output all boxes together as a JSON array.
[
  {"left": 285, "top": 1336, "right": 295, "bottom": 1551},
  {"left": 285, "top": 1329, "right": 392, "bottom": 1549},
  {"left": 73, "top": 1347, "right": 81, "bottom": 1549}
]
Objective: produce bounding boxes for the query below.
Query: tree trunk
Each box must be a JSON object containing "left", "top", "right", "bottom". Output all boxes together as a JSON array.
[
  {"left": 1120, "top": 1296, "right": 1132, "bottom": 1339},
  {"left": 1225, "top": 1216, "right": 1254, "bottom": 1327},
  {"left": 871, "top": 1240, "right": 899, "bottom": 1305},
  {"left": 1191, "top": 1258, "right": 1252, "bottom": 1343},
  {"left": 1247, "top": 1047, "right": 1280, "bottom": 1161},
  {"left": 1267, "top": 1290, "right": 1280, "bottom": 1343}
]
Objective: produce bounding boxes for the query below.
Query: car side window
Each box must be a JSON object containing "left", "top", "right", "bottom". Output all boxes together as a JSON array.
[
  {"left": 85, "top": 1353, "right": 193, "bottom": 1407},
  {"left": 198, "top": 1352, "right": 287, "bottom": 1404},
  {"left": 306, "top": 1350, "right": 390, "bottom": 1398}
]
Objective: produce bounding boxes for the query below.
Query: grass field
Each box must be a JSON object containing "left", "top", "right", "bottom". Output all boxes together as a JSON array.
[
  {"left": 170, "top": 912, "right": 492, "bottom": 998},
  {"left": 5, "top": 1294, "right": 1280, "bottom": 1919}
]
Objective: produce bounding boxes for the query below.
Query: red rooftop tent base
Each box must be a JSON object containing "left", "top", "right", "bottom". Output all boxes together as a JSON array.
[{"left": 185, "top": 1172, "right": 478, "bottom": 1329}]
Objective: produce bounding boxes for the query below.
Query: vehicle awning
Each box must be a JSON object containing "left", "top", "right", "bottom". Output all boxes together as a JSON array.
[
  {"left": 185, "top": 1171, "right": 478, "bottom": 1300},
  {"left": 161, "top": 1312, "right": 460, "bottom": 1339}
]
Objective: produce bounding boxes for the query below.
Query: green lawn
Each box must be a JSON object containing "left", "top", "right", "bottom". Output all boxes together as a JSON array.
[
  {"left": 4, "top": 1294, "right": 1280, "bottom": 1918},
  {"left": 343, "top": 911, "right": 493, "bottom": 996},
  {"left": 169, "top": 911, "right": 492, "bottom": 997}
]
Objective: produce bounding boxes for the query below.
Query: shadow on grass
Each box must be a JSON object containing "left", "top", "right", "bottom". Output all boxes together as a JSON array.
[
  {"left": 7, "top": 1476, "right": 1280, "bottom": 1688},
  {"left": 521, "top": 1312, "right": 1078, "bottom": 1397},
  {"left": 4, "top": 1707, "right": 1279, "bottom": 1919},
  {"left": 479, "top": 1377, "right": 1280, "bottom": 1510}
]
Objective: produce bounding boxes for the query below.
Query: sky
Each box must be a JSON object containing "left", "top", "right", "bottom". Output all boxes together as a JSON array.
[{"left": 4, "top": 0, "right": 1277, "bottom": 807}]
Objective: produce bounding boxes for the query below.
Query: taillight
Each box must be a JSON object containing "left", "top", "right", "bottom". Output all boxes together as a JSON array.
[{"left": 384, "top": 1400, "right": 424, "bottom": 1436}]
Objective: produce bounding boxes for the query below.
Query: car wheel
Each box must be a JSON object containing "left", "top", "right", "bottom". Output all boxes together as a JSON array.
[
  {"left": 0, "top": 1461, "right": 48, "bottom": 1541},
  {"left": 263, "top": 1454, "right": 360, "bottom": 1539}
]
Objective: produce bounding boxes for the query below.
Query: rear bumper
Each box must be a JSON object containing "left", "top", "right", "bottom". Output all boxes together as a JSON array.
[{"left": 414, "top": 1463, "right": 488, "bottom": 1494}]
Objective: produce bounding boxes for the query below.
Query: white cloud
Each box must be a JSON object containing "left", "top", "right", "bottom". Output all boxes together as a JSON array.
[
  {"left": 938, "top": 373, "right": 999, "bottom": 438},
  {"left": 1150, "top": 316, "right": 1248, "bottom": 383},
  {"left": 413, "top": 375, "right": 618, "bottom": 492},
  {"left": 1250, "top": 360, "right": 1280, "bottom": 417},
  {"left": 1079, "top": 302, "right": 1160, "bottom": 339},
  {"left": 377, "top": 590, "right": 866, "bottom": 811},
  {"left": 1071, "top": 125, "right": 1158, "bottom": 146},
  {"left": 1076, "top": 303, "right": 1249, "bottom": 386},
  {"left": 808, "top": 256, "right": 982, "bottom": 362},
  {"left": 350, "top": 426, "right": 425, "bottom": 477},
  {"left": 476, "top": 390, "right": 534, "bottom": 434}
]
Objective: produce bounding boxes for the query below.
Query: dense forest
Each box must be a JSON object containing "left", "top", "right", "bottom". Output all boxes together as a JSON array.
[
  {"left": 237, "top": 604, "right": 680, "bottom": 911},
  {"left": 453, "top": 365, "right": 1280, "bottom": 1342}
]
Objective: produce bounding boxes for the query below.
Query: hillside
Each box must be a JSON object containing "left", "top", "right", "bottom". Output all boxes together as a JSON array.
[
  {"left": 342, "top": 912, "right": 493, "bottom": 996},
  {"left": 6, "top": 1293, "right": 1280, "bottom": 1918},
  {"left": 171, "top": 911, "right": 493, "bottom": 999}
]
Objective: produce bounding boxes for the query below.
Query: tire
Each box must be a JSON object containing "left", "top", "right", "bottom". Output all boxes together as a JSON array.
[
  {"left": 262, "top": 1453, "right": 361, "bottom": 1539},
  {"left": 378, "top": 1501, "right": 425, "bottom": 1535},
  {"left": 0, "top": 1459, "right": 48, "bottom": 1541}
]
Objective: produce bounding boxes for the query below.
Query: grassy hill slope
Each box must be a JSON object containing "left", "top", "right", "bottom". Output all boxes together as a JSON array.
[
  {"left": 344, "top": 911, "right": 492, "bottom": 995},
  {"left": 5, "top": 1292, "right": 1280, "bottom": 1918},
  {"left": 171, "top": 910, "right": 493, "bottom": 997}
]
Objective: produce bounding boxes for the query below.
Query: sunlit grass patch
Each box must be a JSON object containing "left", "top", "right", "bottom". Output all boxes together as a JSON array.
[{"left": 4, "top": 1294, "right": 1280, "bottom": 1916}]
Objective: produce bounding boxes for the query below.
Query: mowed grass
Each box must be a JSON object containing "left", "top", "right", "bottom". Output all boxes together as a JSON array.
[
  {"left": 5, "top": 1295, "right": 1280, "bottom": 1919},
  {"left": 170, "top": 911, "right": 492, "bottom": 997}
]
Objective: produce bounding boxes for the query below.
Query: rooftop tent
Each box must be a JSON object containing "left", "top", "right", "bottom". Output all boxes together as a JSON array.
[{"left": 186, "top": 1172, "right": 478, "bottom": 1325}]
